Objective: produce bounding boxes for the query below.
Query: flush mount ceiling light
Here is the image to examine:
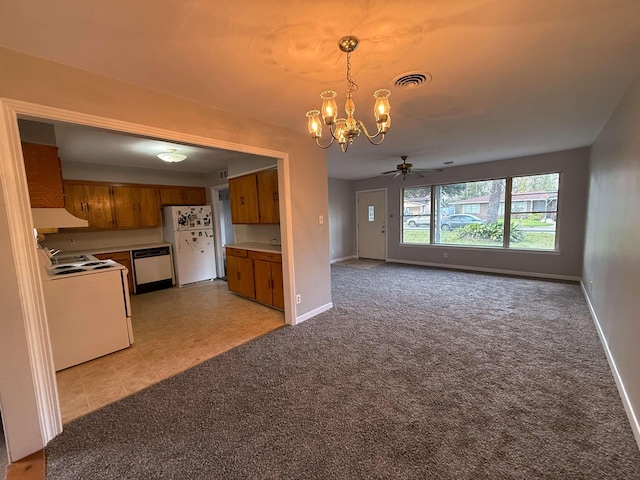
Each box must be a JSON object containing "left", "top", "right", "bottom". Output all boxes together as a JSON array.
[
  {"left": 306, "top": 35, "right": 391, "bottom": 153},
  {"left": 157, "top": 148, "right": 187, "bottom": 163}
]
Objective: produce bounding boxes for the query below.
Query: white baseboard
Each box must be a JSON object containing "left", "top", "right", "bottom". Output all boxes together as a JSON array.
[
  {"left": 295, "top": 302, "right": 333, "bottom": 325},
  {"left": 330, "top": 255, "right": 357, "bottom": 264},
  {"left": 580, "top": 281, "right": 640, "bottom": 451},
  {"left": 386, "top": 258, "right": 581, "bottom": 282}
]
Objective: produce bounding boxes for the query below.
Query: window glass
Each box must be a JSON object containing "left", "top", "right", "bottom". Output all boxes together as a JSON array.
[
  {"left": 434, "top": 180, "right": 506, "bottom": 247},
  {"left": 510, "top": 173, "right": 559, "bottom": 250},
  {"left": 402, "top": 187, "right": 431, "bottom": 244},
  {"left": 400, "top": 173, "right": 560, "bottom": 252},
  {"left": 368, "top": 205, "right": 375, "bottom": 222}
]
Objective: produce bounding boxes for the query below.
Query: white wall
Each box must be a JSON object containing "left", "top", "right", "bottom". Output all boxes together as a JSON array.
[
  {"left": 0, "top": 46, "right": 331, "bottom": 459},
  {"left": 62, "top": 161, "right": 207, "bottom": 186},
  {"left": 583, "top": 72, "right": 640, "bottom": 445},
  {"left": 351, "top": 148, "right": 590, "bottom": 279}
]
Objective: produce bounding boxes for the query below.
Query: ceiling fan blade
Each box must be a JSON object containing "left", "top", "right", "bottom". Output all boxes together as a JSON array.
[
  {"left": 388, "top": 172, "right": 402, "bottom": 181},
  {"left": 381, "top": 169, "right": 398, "bottom": 174}
]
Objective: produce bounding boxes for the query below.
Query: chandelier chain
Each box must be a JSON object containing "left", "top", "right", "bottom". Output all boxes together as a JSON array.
[{"left": 346, "top": 51, "right": 358, "bottom": 97}]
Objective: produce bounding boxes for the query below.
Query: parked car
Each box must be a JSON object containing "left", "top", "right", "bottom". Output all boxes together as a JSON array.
[
  {"left": 440, "top": 214, "right": 483, "bottom": 230},
  {"left": 405, "top": 215, "right": 430, "bottom": 227}
]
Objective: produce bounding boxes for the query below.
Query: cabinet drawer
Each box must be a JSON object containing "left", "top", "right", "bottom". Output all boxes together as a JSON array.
[
  {"left": 248, "top": 250, "right": 282, "bottom": 263},
  {"left": 226, "top": 247, "right": 248, "bottom": 258}
]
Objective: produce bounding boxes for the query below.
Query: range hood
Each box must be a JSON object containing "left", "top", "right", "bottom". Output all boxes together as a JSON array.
[{"left": 32, "top": 208, "right": 89, "bottom": 229}]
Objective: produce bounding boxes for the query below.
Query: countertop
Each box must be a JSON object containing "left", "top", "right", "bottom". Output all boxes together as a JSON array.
[{"left": 226, "top": 242, "right": 282, "bottom": 254}]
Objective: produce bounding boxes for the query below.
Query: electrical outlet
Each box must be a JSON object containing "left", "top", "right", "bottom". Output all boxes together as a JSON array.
[
  {"left": 589, "top": 281, "right": 593, "bottom": 293},
  {"left": 68, "top": 237, "right": 75, "bottom": 244},
  {"left": 319, "top": 215, "right": 324, "bottom": 225},
  {"left": 443, "top": 252, "right": 447, "bottom": 258},
  {"left": 295, "top": 294, "right": 301, "bottom": 304}
]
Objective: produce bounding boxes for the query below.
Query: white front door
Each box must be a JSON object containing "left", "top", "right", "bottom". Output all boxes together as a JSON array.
[{"left": 357, "top": 190, "right": 386, "bottom": 260}]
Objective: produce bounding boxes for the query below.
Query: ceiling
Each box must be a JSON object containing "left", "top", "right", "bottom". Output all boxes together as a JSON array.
[{"left": 2, "top": 0, "right": 640, "bottom": 180}]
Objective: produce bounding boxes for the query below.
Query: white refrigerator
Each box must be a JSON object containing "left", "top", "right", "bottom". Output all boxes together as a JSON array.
[{"left": 162, "top": 205, "right": 217, "bottom": 287}]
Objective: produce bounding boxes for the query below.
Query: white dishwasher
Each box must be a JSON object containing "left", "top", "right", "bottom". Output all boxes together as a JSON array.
[{"left": 132, "top": 246, "right": 174, "bottom": 294}]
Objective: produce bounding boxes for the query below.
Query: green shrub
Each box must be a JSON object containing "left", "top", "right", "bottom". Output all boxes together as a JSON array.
[{"left": 456, "top": 222, "right": 523, "bottom": 242}]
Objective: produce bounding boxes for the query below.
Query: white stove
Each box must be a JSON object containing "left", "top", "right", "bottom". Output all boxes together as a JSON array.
[
  {"left": 45, "top": 255, "right": 121, "bottom": 278},
  {"left": 38, "top": 249, "right": 134, "bottom": 370}
]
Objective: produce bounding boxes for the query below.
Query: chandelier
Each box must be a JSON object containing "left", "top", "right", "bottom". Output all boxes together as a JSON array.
[{"left": 306, "top": 35, "right": 391, "bottom": 152}]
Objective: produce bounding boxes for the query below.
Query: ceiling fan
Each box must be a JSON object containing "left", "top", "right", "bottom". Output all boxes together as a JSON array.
[{"left": 381, "top": 155, "right": 443, "bottom": 180}]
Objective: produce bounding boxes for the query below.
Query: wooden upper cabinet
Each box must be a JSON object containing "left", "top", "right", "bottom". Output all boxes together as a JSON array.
[
  {"left": 63, "top": 182, "right": 115, "bottom": 229},
  {"left": 229, "top": 174, "right": 260, "bottom": 224},
  {"left": 136, "top": 187, "right": 161, "bottom": 227},
  {"left": 229, "top": 169, "right": 279, "bottom": 224},
  {"left": 21, "top": 142, "right": 65, "bottom": 208},
  {"left": 182, "top": 187, "right": 207, "bottom": 205},
  {"left": 112, "top": 186, "right": 160, "bottom": 228},
  {"left": 159, "top": 186, "right": 206, "bottom": 205},
  {"left": 257, "top": 169, "right": 279, "bottom": 224}
]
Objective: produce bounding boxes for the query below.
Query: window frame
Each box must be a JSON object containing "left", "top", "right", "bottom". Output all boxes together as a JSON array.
[{"left": 400, "top": 171, "right": 561, "bottom": 252}]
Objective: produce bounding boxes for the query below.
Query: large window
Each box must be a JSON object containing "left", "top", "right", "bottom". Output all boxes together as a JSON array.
[{"left": 401, "top": 173, "right": 560, "bottom": 250}]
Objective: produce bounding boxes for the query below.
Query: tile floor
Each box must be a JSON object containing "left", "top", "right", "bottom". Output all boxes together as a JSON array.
[{"left": 55, "top": 279, "right": 285, "bottom": 424}]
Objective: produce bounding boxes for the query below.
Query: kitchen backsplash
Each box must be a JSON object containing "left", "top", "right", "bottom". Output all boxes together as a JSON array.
[
  {"left": 233, "top": 224, "right": 281, "bottom": 245},
  {"left": 43, "top": 228, "right": 163, "bottom": 252}
]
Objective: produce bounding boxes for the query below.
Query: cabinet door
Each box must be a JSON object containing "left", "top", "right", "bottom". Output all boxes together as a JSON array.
[
  {"left": 257, "top": 169, "right": 279, "bottom": 224},
  {"left": 227, "top": 255, "right": 255, "bottom": 298},
  {"left": 253, "top": 259, "right": 273, "bottom": 305},
  {"left": 111, "top": 186, "right": 138, "bottom": 228},
  {"left": 63, "top": 182, "right": 89, "bottom": 220},
  {"left": 271, "top": 261, "right": 284, "bottom": 310},
  {"left": 94, "top": 251, "right": 134, "bottom": 294},
  {"left": 159, "top": 187, "right": 184, "bottom": 205},
  {"left": 182, "top": 187, "right": 206, "bottom": 205},
  {"left": 229, "top": 175, "right": 259, "bottom": 224},
  {"left": 84, "top": 184, "right": 115, "bottom": 228},
  {"left": 136, "top": 187, "right": 161, "bottom": 227},
  {"left": 63, "top": 182, "right": 114, "bottom": 228},
  {"left": 21, "top": 143, "right": 65, "bottom": 208}
]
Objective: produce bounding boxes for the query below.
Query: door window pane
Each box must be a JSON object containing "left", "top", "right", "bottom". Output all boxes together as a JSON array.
[
  {"left": 510, "top": 173, "right": 559, "bottom": 250},
  {"left": 368, "top": 205, "right": 375, "bottom": 222}
]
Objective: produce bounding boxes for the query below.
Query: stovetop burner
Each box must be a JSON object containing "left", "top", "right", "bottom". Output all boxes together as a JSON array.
[{"left": 55, "top": 269, "right": 86, "bottom": 275}]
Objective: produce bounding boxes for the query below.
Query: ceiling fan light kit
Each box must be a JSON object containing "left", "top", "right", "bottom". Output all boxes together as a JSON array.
[
  {"left": 382, "top": 155, "right": 443, "bottom": 180},
  {"left": 306, "top": 35, "right": 391, "bottom": 153},
  {"left": 157, "top": 148, "right": 187, "bottom": 163}
]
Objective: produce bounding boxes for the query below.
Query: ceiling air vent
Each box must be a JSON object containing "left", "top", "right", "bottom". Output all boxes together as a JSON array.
[{"left": 392, "top": 72, "right": 432, "bottom": 89}]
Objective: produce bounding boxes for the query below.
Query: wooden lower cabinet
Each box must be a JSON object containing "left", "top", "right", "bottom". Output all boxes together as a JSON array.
[
  {"left": 226, "top": 249, "right": 255, "bottom": 299},
  {"left": 226, "top": 247, "right": 283, "bottom": 309},
  {"left": 94, "top": 251, "right": 135, "bottom": 294}
]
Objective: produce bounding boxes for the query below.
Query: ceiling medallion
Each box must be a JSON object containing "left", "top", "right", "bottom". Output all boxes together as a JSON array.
[{"left": 306, "top": 35, "right": 391, "bottom": 153}]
